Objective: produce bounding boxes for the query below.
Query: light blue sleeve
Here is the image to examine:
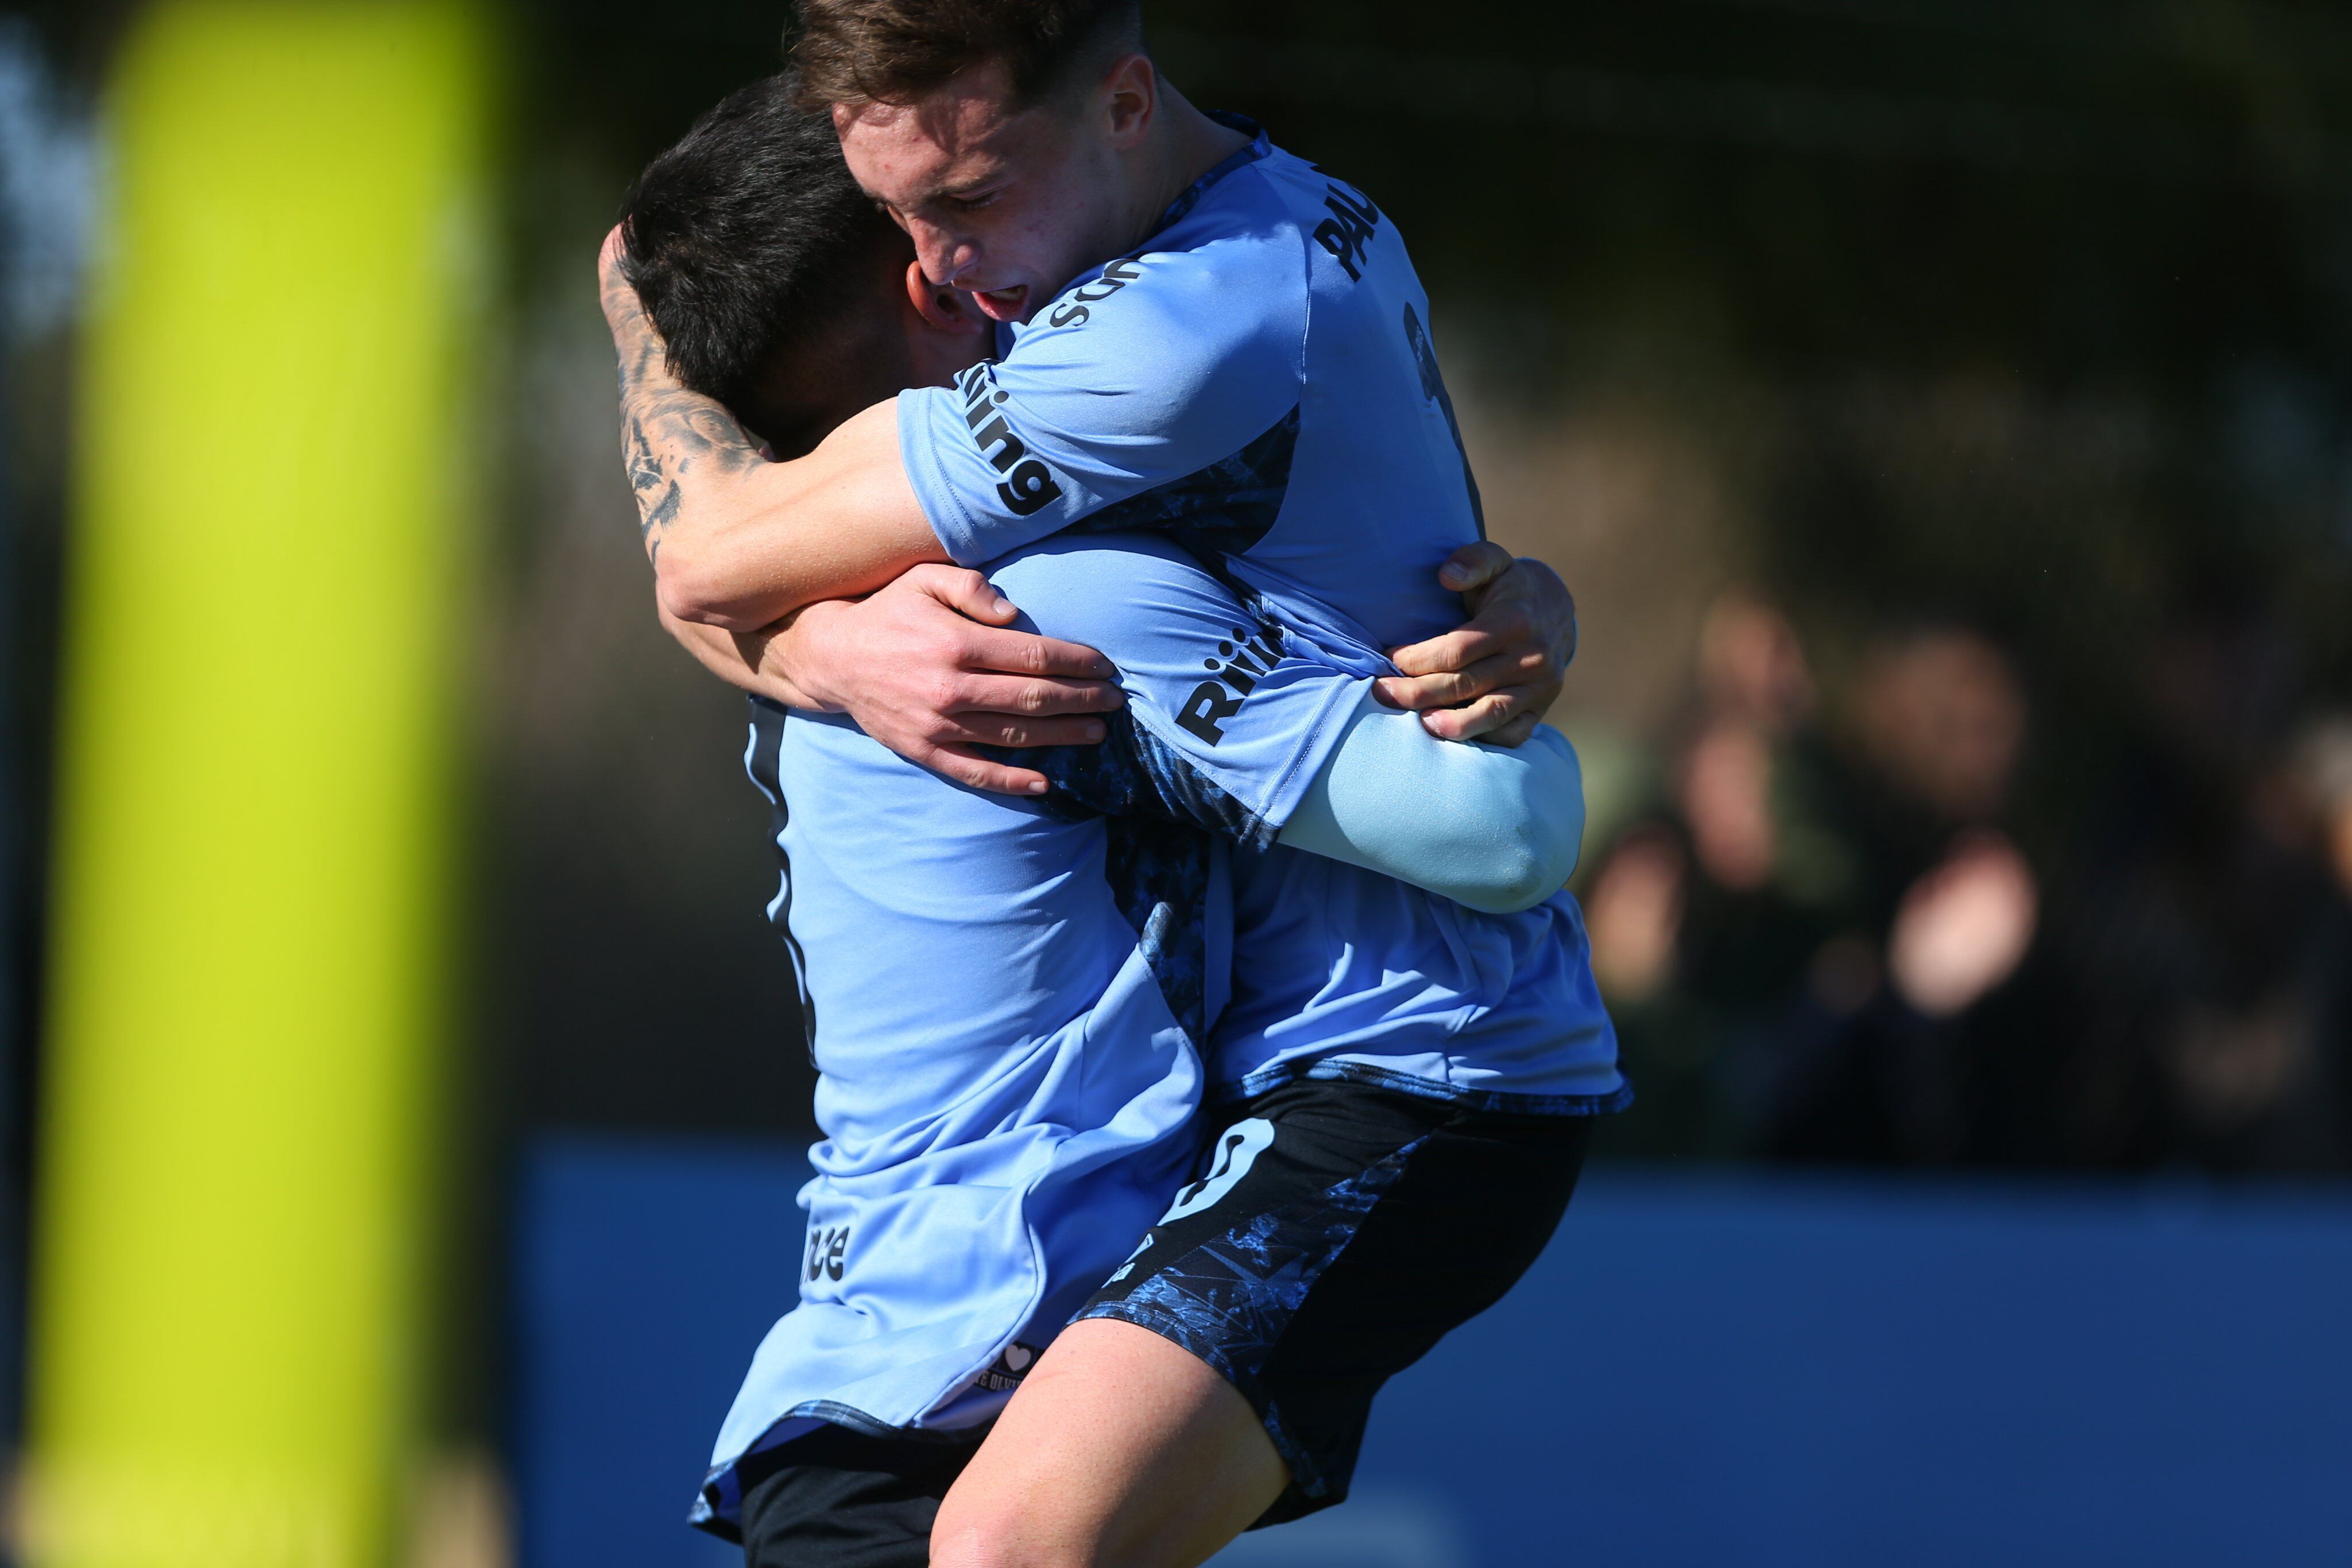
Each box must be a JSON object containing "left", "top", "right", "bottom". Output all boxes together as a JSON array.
[
  {"left": 1277, "top": 695, "right": 1587, "bottom": 914},
  {"left": 981, "top": 532, "right": 1363, "bottom": 843},
  {"left": 899, "top": 235, "right": 1307, "bottom": 568},
  {"left": 980, "top": 533, "right": 1588, "bottom": 905}
]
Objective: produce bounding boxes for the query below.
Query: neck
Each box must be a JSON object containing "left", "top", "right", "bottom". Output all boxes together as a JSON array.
[{"left": 1116, "top": 76, "right": 1250, "bottom": 253}]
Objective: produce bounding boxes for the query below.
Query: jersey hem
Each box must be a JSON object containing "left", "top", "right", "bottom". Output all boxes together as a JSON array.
[
  {"left": 1211, "top": 1056, "right": 1634, "bottom": 1117},
  {"left": 690, "top": 995, "right": 1202, "bottom": 1539}
]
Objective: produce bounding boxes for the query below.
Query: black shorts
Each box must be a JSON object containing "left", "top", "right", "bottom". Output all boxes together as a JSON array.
[
  {"left": 1078, "top": 1076, "right": 1592, "bottom": 1525},
  {"left": 734, "top": 1423, "right": 982, "bottom": 1568}
]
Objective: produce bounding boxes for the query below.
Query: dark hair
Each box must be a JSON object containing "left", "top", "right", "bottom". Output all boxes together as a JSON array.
[
  {"left": 791, "top": 0, "right": 1145, "bottom": 110},
  {"left": 618, "top": 73, "right": 903, "bottom": 412}
]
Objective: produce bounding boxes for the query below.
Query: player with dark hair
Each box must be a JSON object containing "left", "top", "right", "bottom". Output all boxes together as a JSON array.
[
  {"left": 605, "top": 13, "right": 1624, "bottom": 1561},
  {"left": 612, "top": 74, "right": 1608, "bottom": 1568},
  {"left": 618, "top": 80, "right": 906, "bottom": 459}
]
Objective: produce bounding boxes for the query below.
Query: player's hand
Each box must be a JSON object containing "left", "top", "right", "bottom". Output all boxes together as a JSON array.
[
  {"left": 1374, "top": 542, "right": 1577, "bottom": 745},
  {"left": 773, "top": 564, "right": 1124, "bottom": 795}
]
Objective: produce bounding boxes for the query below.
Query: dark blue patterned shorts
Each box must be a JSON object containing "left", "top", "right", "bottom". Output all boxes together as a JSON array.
[{"left": 1078, "top": 1077, "right": 1592, "bottom": 1526}]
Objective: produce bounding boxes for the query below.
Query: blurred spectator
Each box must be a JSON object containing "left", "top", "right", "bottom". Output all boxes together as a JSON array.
[
  {"left": 1851, "top": 629, "right": 2026, "bottom": 824},
  {"left": 2301, "top": 721, "right": 2352, "bottom": 904},
  {"left": 1885, "top": 831, "right": 2038, "bottom": 1021},
  {"left": 1586, "top": 590, "right": 1854, "bottom": 1155},
  {"left": 1588, "top": 599, "right": 2064, "bottom": 1165},
  {"left": 1585, "top": 826, "right": 1684, "bottom": 1006},
  {"left": 2063, "top": 608, "right": 2352, "bottom": 1172},
  {"left": 1584, "top": 591, "right": 1836, "bottom": 1152},
  {"left": 2297, "top": 722, "right": 2352, "bottom": 1148},
  {"left": 1680, "top": 592, "right": 1816, "bottom": 900},
  {"left": 1851, "top": 629, "right": 2038, "bottom": 1023}
]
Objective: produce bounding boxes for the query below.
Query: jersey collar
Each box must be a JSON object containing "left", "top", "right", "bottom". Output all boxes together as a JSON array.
[
  {"left": 997, "top": 114, "right": 1273, "bottom": 357},
  {"left": 1148, "top": 111, "right": 1272, "bottom": 239}
]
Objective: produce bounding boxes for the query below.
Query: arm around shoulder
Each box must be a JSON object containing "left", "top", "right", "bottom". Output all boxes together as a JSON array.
[
  {"left": 647, "top": 400, "right": 947, "bottom": 630},
  {"left": 605, "top": 234, "right": 949, "bottom": 629}
]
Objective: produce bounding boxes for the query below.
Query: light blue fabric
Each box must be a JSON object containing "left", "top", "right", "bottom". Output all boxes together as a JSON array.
[
  {"left": 710, "top": 702, "right": 1207, "bottom": 1468},
  {"left": 997, "top": 535, "right": 1623, "bottom": 1112},
  {"left": 1214, "top": 842, "right": 1625, "bottom": 1113},
  {"left": 699, "top": 535, "right": 1371, "bottom": 1526},
  {"left": 701, "top": 529, "right": 1619, "bottom": 1524},
  {"left": 987, "top": 533, "right": 1369, "bottom": 848},
  {"left": 898, "top": 117, "right": 1486, "bottom": 665},
  {"left": 896, "top": 116, "right": 1620, "bottom": 1111},
  {"left": 1278, "top": 694, "right": 1585, "bottom": 915}
]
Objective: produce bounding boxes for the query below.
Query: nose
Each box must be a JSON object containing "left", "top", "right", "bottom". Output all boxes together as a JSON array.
[{"left": 907, "top": 219, "right": 978, "bottom": 288}]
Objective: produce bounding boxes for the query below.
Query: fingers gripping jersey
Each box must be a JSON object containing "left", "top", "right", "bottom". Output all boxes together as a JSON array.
[{"left": 898, "top": 118, "right": 1490, "bottom": 663}]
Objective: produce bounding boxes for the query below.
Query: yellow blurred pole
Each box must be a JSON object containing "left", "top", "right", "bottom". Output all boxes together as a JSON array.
[{"left": 27, "top": 5, "right": 487, "bottom": 1566}]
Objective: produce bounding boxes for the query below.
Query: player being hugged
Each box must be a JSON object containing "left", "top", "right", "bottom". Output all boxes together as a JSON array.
[{"left": 604, "top": 6, "right": 1623, "bottom": 1566}]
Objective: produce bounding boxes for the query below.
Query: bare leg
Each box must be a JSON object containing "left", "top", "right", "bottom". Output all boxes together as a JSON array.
[{"left": 929, "top": 1318, "right": 1289, "bottom": 1568}]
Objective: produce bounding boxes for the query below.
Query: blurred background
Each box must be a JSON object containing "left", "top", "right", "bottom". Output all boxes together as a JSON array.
[{"left": 4, "top": 2, "right": 2352, "bottom": 1566}]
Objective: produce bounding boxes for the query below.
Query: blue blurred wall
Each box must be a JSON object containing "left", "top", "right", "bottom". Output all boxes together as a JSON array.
[{"left": 514, "top": 1141, "right": 2352, "bottom": 1568}]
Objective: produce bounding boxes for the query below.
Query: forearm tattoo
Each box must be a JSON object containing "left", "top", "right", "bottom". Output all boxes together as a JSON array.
[{"left": 603, "top": 261, "right": 761, "bottom": 565}]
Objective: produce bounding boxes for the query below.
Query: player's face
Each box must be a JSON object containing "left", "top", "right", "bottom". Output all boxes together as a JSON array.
[
  {"left": 834, "top": 59, "right": 1146, "bottom": 326},
  {"left": 743, "top": 249, "right": 987, "bottom": 459},
  {"left": 744, "top": 353, "right": 884, "bottom": 461}
]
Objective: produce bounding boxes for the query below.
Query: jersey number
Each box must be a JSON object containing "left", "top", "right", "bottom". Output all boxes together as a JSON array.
[
  {"left": 1159, "top": 1117, "right": 1276, "bottom": 1224},
  {"left": 1402, "top": 303, "right": 1487, "bottom": 539}
]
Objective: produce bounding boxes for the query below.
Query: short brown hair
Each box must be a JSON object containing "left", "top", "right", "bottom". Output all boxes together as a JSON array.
[{"left": 791, "top": 0, "right": 1145, "bottom": 110}]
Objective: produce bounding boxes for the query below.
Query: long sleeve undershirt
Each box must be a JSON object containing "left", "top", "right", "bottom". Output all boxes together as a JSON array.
[{"left": 1278, "top": 690, "right": 1584, "bottom": 915}]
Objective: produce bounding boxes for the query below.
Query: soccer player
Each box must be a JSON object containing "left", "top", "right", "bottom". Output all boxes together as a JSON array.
[
  {"left": 613, "top": 79, "right": 1593, "bottom": 1568},
  {"left": 607, "top": 6, "right": 1626, "bottom": 1560}
]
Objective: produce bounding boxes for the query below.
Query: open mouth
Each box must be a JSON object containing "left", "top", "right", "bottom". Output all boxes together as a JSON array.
[{"left": 973, "top": 284, "right": 1028, "bottom": 322}]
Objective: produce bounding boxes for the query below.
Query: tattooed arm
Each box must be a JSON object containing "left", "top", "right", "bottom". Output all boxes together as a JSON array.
[
  {"left": 657, "top": 605, "right": 817, "bottom": 710},
  {"left": 609, "top": 233, "right": 1126, "bottom": 791},
  {"left": 601, "top": 230, "right": 945, "bottom": 630}
]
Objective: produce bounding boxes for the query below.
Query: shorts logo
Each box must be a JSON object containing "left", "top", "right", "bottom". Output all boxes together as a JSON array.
[
  {"left": 961, "top": 369, "right": 1065, "bottom": 517},
  {"left": 1313, "top": 180, "right": 1382, "bottom": 282},
  {"left": 1178, "top": 620, "right": 1286, "bottom": 747},
  {"left": 804, "top": 1224, "right": 848, "bottom": 1283},
  {"left": 1159, "top": 1117, "right": 1275, "bottom": 1224},
  {"left": 976, "top": 1341, "right": 1042, "bottom": 1392},
  {"left": 1107, "top": 1232, "right": 1155, "bottom": 1284}
]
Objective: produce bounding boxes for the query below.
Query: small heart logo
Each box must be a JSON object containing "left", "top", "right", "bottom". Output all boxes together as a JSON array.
[{"left": 1003, "top": 1344, "right": 1034, "bottom": 1371}]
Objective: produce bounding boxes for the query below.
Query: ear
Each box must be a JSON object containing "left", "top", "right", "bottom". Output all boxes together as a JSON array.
[
  {"left": 1102, "top": 52, "right": 1158, "bottom": 150},
  {"left": 904, "top": 260, "right": 987, "bottom": 336}
]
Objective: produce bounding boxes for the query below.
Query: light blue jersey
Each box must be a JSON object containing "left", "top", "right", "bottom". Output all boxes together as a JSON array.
[
  {"left": 1216, "top": 841, "right": 1620, "bottom": 1112},
  {"left": 897, "top": 117, "right": 1620, "bottom": 1109},
  {"left": 901, "top": 118, "right": 1480, "bottom": 666},
  {"left": 697, "top": 536, "right": 1367, "bottom": 1531}
]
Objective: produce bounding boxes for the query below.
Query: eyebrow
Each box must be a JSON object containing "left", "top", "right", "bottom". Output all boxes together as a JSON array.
[{"left": 908, "top": 170, "right": 1009, "bottom": 208}]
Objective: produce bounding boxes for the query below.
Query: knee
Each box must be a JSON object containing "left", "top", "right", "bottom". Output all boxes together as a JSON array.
[{"left": 928, "top": 1495, "right": 1089, "bottom": 1568}]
